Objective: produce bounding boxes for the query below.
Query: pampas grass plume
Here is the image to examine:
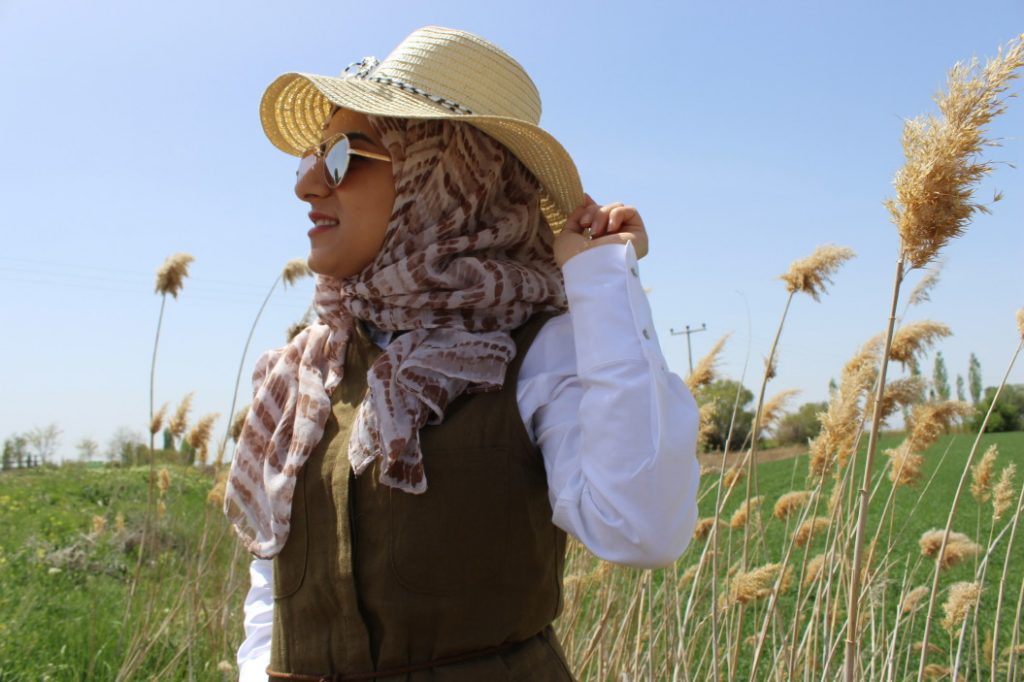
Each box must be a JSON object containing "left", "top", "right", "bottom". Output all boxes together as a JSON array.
[
  {"left": 693, "top": 517, "right": 724, "bottom": 541},
  {"left": 727, "top": 562, "right": 783, "bottom": 605},
  {"left": 992, "top": 462, "right": 1017, "bottom": 522},
  {"left": 779, "top": 244, "right": 856, "bottom": 301},
  {"left": 730, "top": 496, "right": 763, "bottom": 529},
  {"left": 157, "top": 468, "right": 171, "bottom": 496},
  {"left": 154, "top": 253, "right": 194, "bottom": 299},
  {"left": 907, "top": 261, "right": 944, "bottom": 307},
  {"left": 889, "top": 321, "right": 952, "bottom": 366},
  {"left": 150, "top": 402, "right": 169, "bottom": 436},
  {"left": 167, "top": 392, "right": 194, "bottom": 440},
  {"left": 887, "top": 36, "right": 1024, "bottom": 268},
  {"left": 686, "top": 333, "right": 731, "bottom": 392},
  {"left": 773, "top": 490, "right": 813, "bottom": 520},
  {"left": 793, "top": 517, "right": 831, "bottom": 547},
  {"left": 281, "top": 258, "right": 312, "bottom": 288},
  {"left": 761, "top": 388, "right": 800, "bottom": 433},
  {"left": 919, "top": 529, "right": 981, "bottom": 569},
  {"left": 185, "top": 412, "right": 220, "bottom": 455},
  {"left": 902, "top": 585, "right": 930, "bottom": 614},
  {"left": 940, "top": 581, "right": 981, "bottom": 634},
  {"left": 970, "top": 444, "right": 998, "bottom": 503}
]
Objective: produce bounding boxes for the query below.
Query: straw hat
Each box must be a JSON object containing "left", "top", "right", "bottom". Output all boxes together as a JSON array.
[{"left": 260, "top": 25, "right": 584, "bottom": 232}]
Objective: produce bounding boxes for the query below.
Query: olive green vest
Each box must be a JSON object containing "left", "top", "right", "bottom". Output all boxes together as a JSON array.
[{"left": 270, "top": 314, "right": 573, "bottom": 681}]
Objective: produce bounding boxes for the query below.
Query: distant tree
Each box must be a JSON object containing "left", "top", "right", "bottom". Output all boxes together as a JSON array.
[
  {"left": 775, "top": 401, "right": 829, "bottom": 446},
  {"left": 25, "top": 423, "right": 62, "bottom": 465},
  {"left": 76, "top": 437, "right": 99, "bottom": 463},
  {"left": 968, "top": 353, "right": 983, "bottom": 405},
  {"left": 107, "top": 427, "right": 145, "bottom": 464},
  {"left": 970, "top": 384, "right": 1024, "bottom": 433},
  {"left": 956, "top": 374, "right": 966, "bottom": 402},
  {"left": 696, "top": 379, "right": 754, "bottom": 451},
  {"left": 2, "top": 435, "right": 27, "bottom": 470},
  {"left": 933, "top": 352, "right": 951, "bottom": 402},
  {"left": 162, "top": 427, "right": 173, "bottom": 451},
  {"left": 828, "top": 378, "right": 838, "bottom": 397}
]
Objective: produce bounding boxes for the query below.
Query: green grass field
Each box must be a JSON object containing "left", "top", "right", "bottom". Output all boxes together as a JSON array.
[{"left": 0, "top": 430, "right": 1021, "bottom": 679}]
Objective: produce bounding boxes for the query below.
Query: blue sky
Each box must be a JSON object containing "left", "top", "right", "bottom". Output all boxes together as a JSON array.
[{"left": 1, "top": 1, "right": 1022, "bottom": 459}]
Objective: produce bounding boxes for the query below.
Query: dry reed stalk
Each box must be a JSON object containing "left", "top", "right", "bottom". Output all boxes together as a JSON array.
[
  {"left": 990, "top": 468, "right": 1024, "bottom": 676},
  {"left": 219, "top": 257, "right": 312, "bottom": 470},
  {"left": 685, "top": 333, "right": 731, "bottom": 392},
  {"left": 969, "top": 443, "right": 998, "bottom": 502},
  {"left": 917, "top": 325, "right": 1024, "bottom": 678},
  {"left": 774, "top": 490, "right": 813, "bottom": 521}
]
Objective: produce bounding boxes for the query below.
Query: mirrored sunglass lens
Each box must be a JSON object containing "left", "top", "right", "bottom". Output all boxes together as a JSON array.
[
  {"left": 297, "top": 154, "right": 316, "bottom": 180},
  {"left": 323, "top": 137, "right": 351, "bottom": 186}
]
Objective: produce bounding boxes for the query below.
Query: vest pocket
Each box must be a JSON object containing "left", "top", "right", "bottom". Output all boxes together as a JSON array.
[{"left": 388, "top": 446, "right": 511, "bottom": 595}]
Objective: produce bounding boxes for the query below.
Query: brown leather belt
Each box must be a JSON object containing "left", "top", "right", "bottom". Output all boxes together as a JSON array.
[{"left": 265, "top": 635, "right": 531, "bottom": 681}]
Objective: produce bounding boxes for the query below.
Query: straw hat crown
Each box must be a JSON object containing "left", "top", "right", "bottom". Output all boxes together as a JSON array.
[{"left": 260, "top": 25, "right": 582, "bottom": 231}]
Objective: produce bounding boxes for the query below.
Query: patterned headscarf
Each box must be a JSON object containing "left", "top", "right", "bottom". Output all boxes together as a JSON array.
[{"left": 224, "top": 116, "right": 567, "bottom": 558}]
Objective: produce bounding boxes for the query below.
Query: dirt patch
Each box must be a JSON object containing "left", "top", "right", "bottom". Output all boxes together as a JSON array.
[{"left": 698, "top": 445, "right": 808, "bottom": 472}]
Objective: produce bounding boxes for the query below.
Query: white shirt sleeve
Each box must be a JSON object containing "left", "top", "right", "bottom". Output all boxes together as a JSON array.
[
  {"left": 517, "top": 241, "right": 701, "bottom": 568},
  {"left": 237, "top": 558, "right": 273, "bottom": 681}
]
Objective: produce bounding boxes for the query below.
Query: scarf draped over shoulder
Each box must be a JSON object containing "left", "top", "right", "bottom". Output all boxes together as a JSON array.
[{"left": 224, "top": 117, "right": 567, "bottom": 558}]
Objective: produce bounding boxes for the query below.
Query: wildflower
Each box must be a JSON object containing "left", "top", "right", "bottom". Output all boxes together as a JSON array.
[
  {"left": 729, "top": 496, "right": 763, "bottom": 529},
  {"left": 887, "top": 35, "right": 1024, "bottom": 268},
  {"left": 793, "top": 517, "right": 830, "bottom": 547},
  {"left": 889, "top": 321, "right": 952, "bottom": 367},
  {"left": 281, "top": 258, "right": 312, "bottom": 288},
  {"left": 154, "top": 253, "right": 194, "bottom": 298},
  {"left": 773, "top": 490, "right": 812, "bottom": 521},
  {"left": 901, "top": 585, "right": 929, "bottom": 614},
  {"left": 992, "top": 463, "right": 1017, "bottom": 522},
  {"left": 686, "top": 333, "right": 731, "bottom": 392},
  {"left": 970, "top": 444, "right": 998, "bottom": 503},
  {"left": 230, "top": 405, "right": 250, "bottom": 442},
  {"left": 150, "top": 402, "right": 169, "bottom": 436},
  {"left": 778, "top": 244, "right": 856, "bottom": 302},
  {"left": 940, "top": 581, "right": 981, "bottom": 634},
  {"left": 167, "top": 392, "right": 195, "bottom": 441},
  {"left": 919, "top": 529, "right": 981, "bottom": 569}
]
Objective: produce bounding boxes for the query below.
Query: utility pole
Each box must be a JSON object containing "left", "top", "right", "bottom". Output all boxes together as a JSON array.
[{"left": 670, "top": 323, "right": 707, "bottom": 374}]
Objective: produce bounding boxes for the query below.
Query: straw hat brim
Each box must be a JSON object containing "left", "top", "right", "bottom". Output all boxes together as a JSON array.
[{"left": 260, "top": 72, "right": 584, "bottom": 232}]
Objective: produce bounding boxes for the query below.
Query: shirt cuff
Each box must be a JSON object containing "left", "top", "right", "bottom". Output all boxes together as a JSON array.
[{"left": 562, "top": 241, "right": 662, "bottom": 374}]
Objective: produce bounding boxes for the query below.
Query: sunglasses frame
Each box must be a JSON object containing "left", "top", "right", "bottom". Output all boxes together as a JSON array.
[{"left": 297, "top": 132, "right": 391, "bottom": 189}]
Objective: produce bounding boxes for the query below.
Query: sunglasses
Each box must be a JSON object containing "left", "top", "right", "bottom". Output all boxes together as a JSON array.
[{"left": 296, "top": 133, "right": 391, "bottom": 188}]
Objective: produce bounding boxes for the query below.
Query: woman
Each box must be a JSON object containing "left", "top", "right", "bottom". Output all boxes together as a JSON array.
[{"left": 226, "top": 26, "right": 700, "bottom": 681}]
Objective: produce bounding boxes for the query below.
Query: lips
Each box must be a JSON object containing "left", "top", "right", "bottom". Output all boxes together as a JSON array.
[{"left": 308, "top": 211, "right": 339, "bottom": 237}]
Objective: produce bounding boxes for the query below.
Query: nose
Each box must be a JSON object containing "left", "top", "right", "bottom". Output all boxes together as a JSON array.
[{"left": 294, "top": 154, "right": 330, "bottom": 202}]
